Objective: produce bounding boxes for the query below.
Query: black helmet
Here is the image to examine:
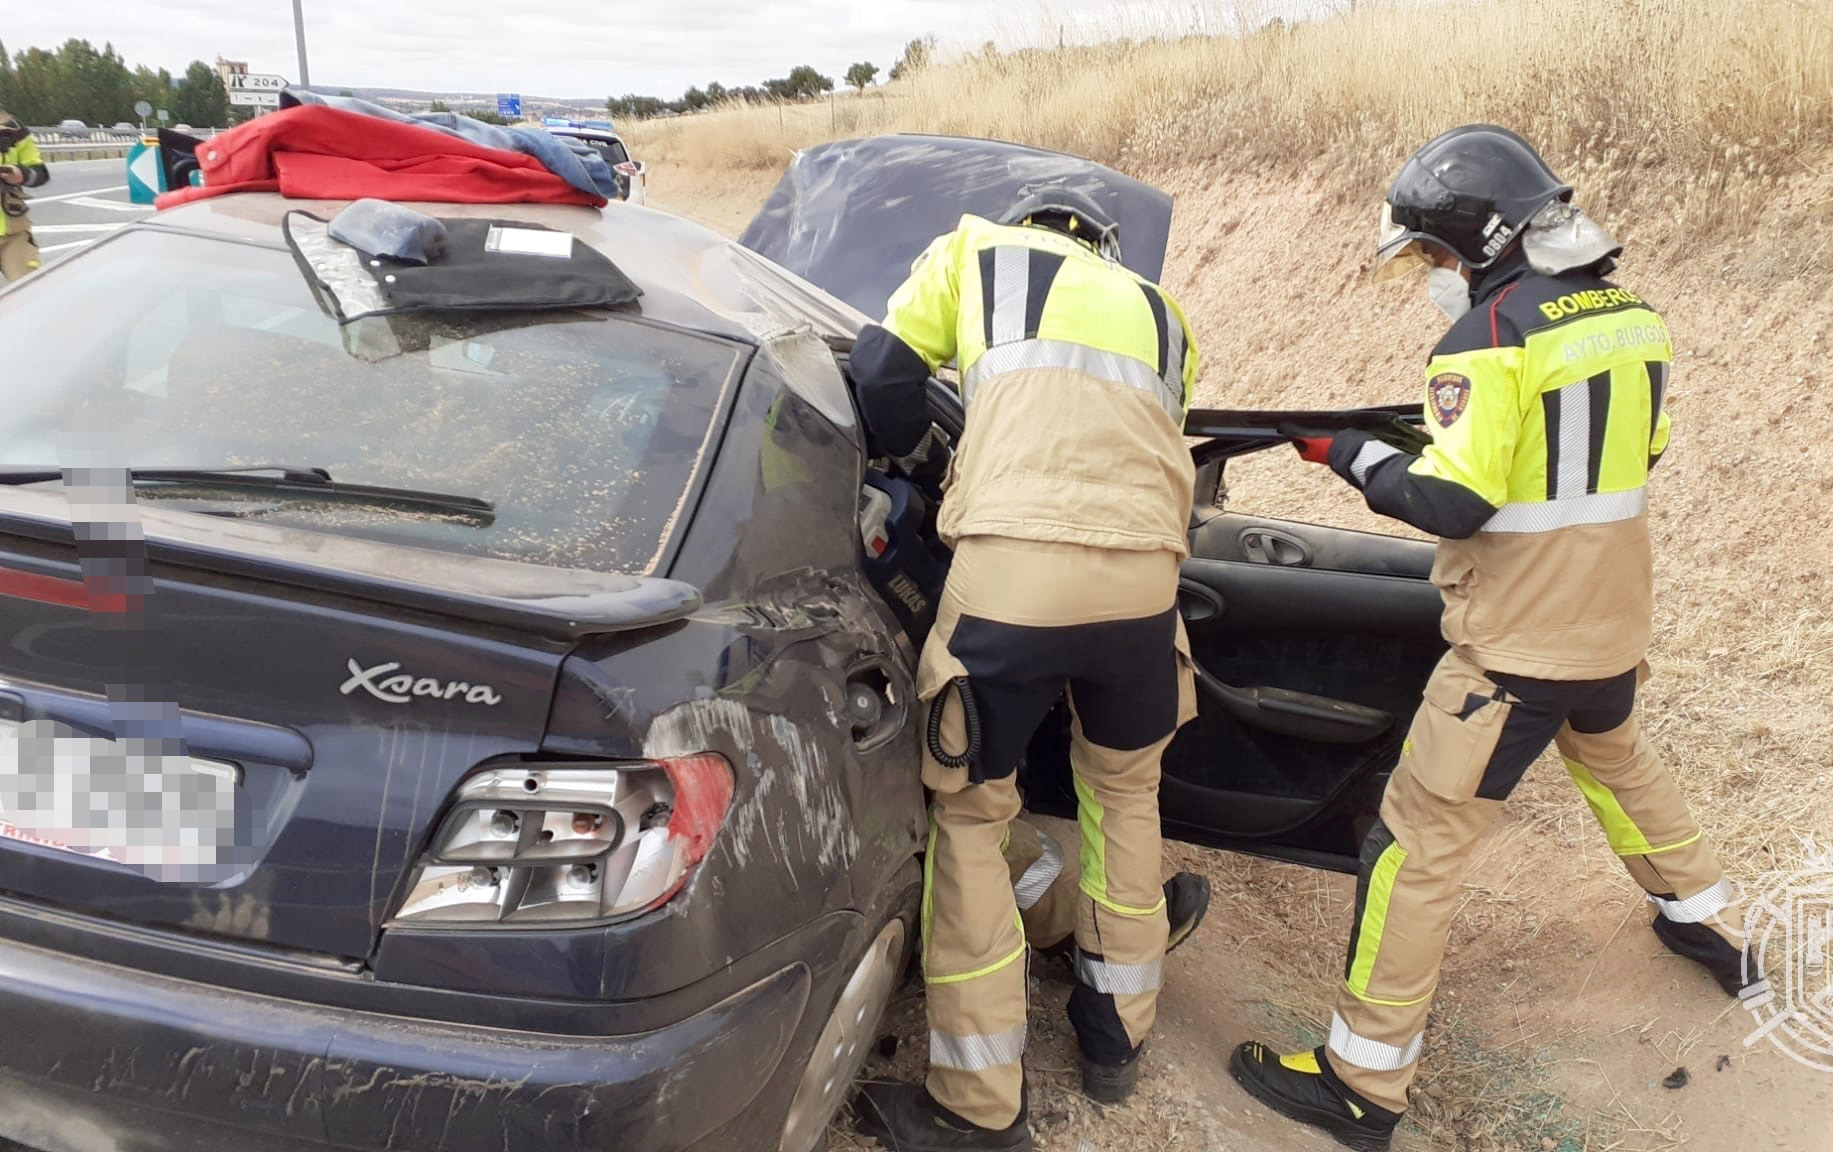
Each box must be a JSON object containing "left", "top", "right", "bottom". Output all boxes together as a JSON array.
[
  {"left": 998, "top": 182, "right": 1121, "bottom": 262},
  {"left": 1374, "top": 125, "right": 1571, "bottom": 280},
  {"left": 0, "top": 112, "right": 26, "bottom": 152}
]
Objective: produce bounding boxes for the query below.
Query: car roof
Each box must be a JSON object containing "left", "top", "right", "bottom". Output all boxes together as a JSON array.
[
  {"left": 137, "top": 193, "right": 865, "bottom": 346},
  {"left": 547, "top": 126, "right": 624, "bottom": 144}
]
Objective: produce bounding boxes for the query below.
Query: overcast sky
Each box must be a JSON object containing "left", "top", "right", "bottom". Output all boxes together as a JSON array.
[{"left": 19, "top": 1, "right": 1311, "bottom": 99}]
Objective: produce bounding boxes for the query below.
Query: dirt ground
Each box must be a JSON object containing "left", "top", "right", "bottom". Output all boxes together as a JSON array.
[{"left": 640, "top": 158, "right": 1833, "bottom": 1152}]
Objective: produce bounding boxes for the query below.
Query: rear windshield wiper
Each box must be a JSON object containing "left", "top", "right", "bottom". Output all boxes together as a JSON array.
[{"left": 0, "top": 465, "right": 495, "bottom": 523}]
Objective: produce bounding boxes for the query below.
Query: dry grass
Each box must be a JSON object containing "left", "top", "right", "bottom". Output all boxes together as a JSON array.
[{"left": 627, "top": 0, "right": 1833, "bottom": 240}]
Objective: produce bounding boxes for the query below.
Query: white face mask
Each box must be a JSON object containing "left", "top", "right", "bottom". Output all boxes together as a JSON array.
[{"left": 1426, "top": 265, "right": 1470, "bottom": 320}]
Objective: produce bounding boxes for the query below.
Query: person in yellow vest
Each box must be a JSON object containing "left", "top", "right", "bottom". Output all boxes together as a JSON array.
[
  {"left": 0, "top": 111, "right": 48, "bottom": 281},
  {"left": 1230, "top": 125, "right": 1758, "bottom": 1152},
  {"left": 845, "top": 185, "right": 1212, "bottom": 1152}
]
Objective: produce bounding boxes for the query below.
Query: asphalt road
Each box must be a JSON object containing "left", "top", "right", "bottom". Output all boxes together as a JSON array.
[{"left": 24, "top": 156, "right": 154, "bottom": 266}]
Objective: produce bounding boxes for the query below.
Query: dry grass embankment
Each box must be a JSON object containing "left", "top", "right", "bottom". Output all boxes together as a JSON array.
[
  {"left": 631, "top": 0, "right": 1833, "bottom": 245},
  {"left": 628, "top": 4, "right": 1833, "bottom": 1149}
]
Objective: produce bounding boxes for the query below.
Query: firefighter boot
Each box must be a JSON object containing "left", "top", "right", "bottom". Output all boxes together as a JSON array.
[
  {"left": 1652, "top": 914, "right": 1761, "bottom": 998},
  {"left": 1229, "top": 1043, "right": 1402, "bottom": 1152},
  {"left": 852, "top": 1081, "right": 1033, "bottom": 1152}
]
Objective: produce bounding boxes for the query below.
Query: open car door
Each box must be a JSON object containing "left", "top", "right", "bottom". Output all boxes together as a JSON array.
[
  {"left": 741, "top": 135, "right": 1443, "bottom": 876},
  {"left": 1021, "top": 405, "right": 1447, "bottom": 874}
]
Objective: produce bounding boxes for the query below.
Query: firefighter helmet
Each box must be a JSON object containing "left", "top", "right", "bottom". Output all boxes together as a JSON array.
[
  {"left": 999, "top": 182, "right": 1122, "bottom": 262},
  {"left": 1373, "top": 125, "right": 1572, "bottom": 281}
]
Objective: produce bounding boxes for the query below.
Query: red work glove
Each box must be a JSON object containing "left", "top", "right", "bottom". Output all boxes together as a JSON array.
[{"left": 1291, "top": 436, "right": 1334, "bottom": 465}]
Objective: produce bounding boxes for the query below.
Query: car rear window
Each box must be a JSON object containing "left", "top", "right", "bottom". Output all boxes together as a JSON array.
[{"left": 0, "top": 228, "right": 743, "bottom": 574}]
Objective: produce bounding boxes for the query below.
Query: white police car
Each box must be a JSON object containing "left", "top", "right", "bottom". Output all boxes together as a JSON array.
[{"left": 543, "top": 117, "right": 646, "bottom": 205}]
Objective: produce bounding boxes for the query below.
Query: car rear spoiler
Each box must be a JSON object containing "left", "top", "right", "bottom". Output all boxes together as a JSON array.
[
  {"left": 1186, "top": 404, "right": 1430, "bottom": 463},
  {"left": 0, "top": 488, "right": 699, "bottom": 642}
]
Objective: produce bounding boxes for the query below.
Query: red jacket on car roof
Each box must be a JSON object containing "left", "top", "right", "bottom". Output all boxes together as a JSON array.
[{"left": 155, "top": 104, "right": 606, "bottom": 210}]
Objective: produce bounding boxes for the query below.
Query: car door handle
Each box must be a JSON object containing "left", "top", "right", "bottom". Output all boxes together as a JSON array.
[{"left": 1239, "top": 527, "right": 1312, "bottom": 567}]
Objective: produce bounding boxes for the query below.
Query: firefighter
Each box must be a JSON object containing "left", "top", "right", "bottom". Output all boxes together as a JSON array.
[
  {"left": 0, "top": 111, "right": 47, "bottom": 281},
  {"left": 1230, "top": 125, "right": 1758, "bottom": 1151},
  {"left": 846, "top": 185, "right": 1213, "bottom": 1151}
]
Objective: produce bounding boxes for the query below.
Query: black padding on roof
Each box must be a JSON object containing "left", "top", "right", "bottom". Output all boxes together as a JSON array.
[{"left": 284, "top": 211, "right": 641, "bottom": 325}]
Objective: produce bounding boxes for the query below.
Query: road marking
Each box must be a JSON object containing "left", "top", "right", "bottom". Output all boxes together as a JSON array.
[
  {"left": 60, "top": 196, "right": 151, "bottom": 213},
  {"left": 30, "top": 183, "right": 129, "bottom": 204},
  {"left": 39, "top": 240, "right": 94, "bottom": 253},
  {"left": 28, "top": 223, "right": 127, "bottom": 235}
]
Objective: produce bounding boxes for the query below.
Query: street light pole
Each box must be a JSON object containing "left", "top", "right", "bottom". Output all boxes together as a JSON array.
[{"left": 292, "top": 0, "right": 312, "bottom": 88}]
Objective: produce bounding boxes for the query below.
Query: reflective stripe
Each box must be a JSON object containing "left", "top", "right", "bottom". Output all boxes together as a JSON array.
[
  {"left": 1345, "top": 840, "right": 1408, "bottom": 999},
  {"left": 1076, "top": 952, "right": 1163, "bottom": 995},
  {"left": 1327, "top": 1012, "right": 1423, "bottom": 1073},
  {"left": 1162, "top": 301, "right": 1187, "bottom": 399},
  {"left": 930, "top": 1024, "right": 1027, "bottom": 1072},
  {"left": 1481, "top": 487, "right": 1646, "bottom": 534},
  {"left": 1550, "top": 376, "right": 1593, "bottom": 500},
  {"left": 1349, "top": 440, "right": 1402, "bottom": 486},
  {"left": 1013, "top": 832, "right": 1064, "bottom": 911},
  {"left": 963, "top": 338, "right": 1182, "bottom": 421},
  {"left": 989, "top": 245, "right": 1029, "bottom": 347},
  {"left": 1650, "top": 876, "right": 1733, "bottom": 924}
]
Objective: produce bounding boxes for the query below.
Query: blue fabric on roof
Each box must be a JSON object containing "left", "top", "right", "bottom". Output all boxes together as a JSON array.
[{"left": 279, "top": 90, "right": 618, "bottom": 201}]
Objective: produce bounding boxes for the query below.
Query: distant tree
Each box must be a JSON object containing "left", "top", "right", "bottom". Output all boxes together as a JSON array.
[
  {"left": 704, "top": 81, "right": 728, "bottom": 105},
  {"left": 464, "top": 107, "right": 509, "bottom": 125},
  {"left": 845, "top": 61, "right": 878, "bottom": 92},
  {"left": 889, "top": 35, "right": 937, "bottom": 81},
  {"left": 607, "top": 93, "right": 667, "bottom": 119},
  {"left": 172, "top": 60, "right": 227, "bottom": 127},
  {"left": 428, "top": 98, "right": 451, "bottom": 113},
  {"left": 337, "top": 88, "right": 355, "bottom": 97},
  {"left": 681, "top": 85, "right": 710, "bottom": 112},
  {"left": 9, "top": 47, "right": 64, "bottom": 125}
]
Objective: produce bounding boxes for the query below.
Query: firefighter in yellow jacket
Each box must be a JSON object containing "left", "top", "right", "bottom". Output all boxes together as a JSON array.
[
  {"left": 0, "top": 112, "right": 47, "bottom": 281},
  {"left": 1231, "top": 125, "right": 1758, "bottom": 1151},
  {"left": 847, "top": 186, "right": 1212, "bottom": 1152}
]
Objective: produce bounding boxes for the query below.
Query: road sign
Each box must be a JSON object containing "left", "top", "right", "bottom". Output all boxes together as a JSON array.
[
  {"left": 134, "top": 100, "right": 152, "bottom": 119},
  {"left": 497, "top": 93, "right": 522, "bottom": 119},
  {"left": 157, "top": 109, "right": 170, "bottom": 122},
  {"left": 228, "top": 73, "right": 288, "bottom": 92},
  {"left": 229, "top": 90, "right": 282, "bottom": 108},
  {"left": 125, "top": 140, "right": 166, "bottom": 204}
]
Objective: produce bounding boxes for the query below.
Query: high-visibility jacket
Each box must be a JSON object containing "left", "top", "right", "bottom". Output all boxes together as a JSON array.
[
  {"left": 850, "top": 214, "right": 1200, "bottom": 556},
  {"left": 0, "top": 134, "right": 48, "bottom": 236},
  {"left": 1343, "top": 264, "right": 1672, "bottom": 679}
]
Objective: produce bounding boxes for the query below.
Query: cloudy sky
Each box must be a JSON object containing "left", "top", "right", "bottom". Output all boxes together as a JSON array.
[{"left": 20, "top": 1, "right": 1305, "bottom": 99}]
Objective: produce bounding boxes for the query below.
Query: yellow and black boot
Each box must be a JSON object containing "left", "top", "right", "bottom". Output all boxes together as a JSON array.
[
  {"left": 1652, "top": 915, "right": 1762, "bottom": 998},
  {"left": 852, "top": 1081, "right": 1032, "bottom": 1152},
  {"left": 1229, "top": 1043, "right": 1401, "bottom": 1152}
]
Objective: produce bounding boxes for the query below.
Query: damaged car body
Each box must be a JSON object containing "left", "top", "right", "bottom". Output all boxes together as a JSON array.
[{"left": 0, "top": 134, "right": 1446, "bottom": 1152}]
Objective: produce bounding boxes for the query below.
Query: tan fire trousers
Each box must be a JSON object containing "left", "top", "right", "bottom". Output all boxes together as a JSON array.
[
  {"left": 0, "top": 213, "right": 39, "bottom": 281},
  {"left": 1328, "top": 649, "right": 1742, "bottom": 1113},
  {"left": 918, "top": 536, "right": 1195, "bottom": 1129}
]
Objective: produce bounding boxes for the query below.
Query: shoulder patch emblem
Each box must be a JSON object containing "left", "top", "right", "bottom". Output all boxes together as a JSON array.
[{"left": 1429, "top": 372, "right": 1472, "bottom": 427}]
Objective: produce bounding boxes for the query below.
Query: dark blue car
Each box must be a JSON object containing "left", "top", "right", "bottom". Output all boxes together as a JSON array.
[{"left": 0, "top": 137, "right": 1447, "bottom": 1152}]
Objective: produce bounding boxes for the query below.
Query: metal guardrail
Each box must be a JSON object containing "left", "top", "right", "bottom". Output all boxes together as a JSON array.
[
  {"left": 23, "top": 126, "right": 222, "bottom": 162},
  {"left": 28, "top": 126, "right": 223, "bottom": 144}
]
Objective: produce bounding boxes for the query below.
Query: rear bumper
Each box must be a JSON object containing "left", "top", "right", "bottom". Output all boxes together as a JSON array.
[{"left": 0, "top": 931, "right": 811, "bottom": 1152}]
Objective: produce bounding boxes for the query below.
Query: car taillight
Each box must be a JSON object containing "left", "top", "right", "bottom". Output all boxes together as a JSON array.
[{"left": 393, "top": 755, "right": 732, "bottom": 925}]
